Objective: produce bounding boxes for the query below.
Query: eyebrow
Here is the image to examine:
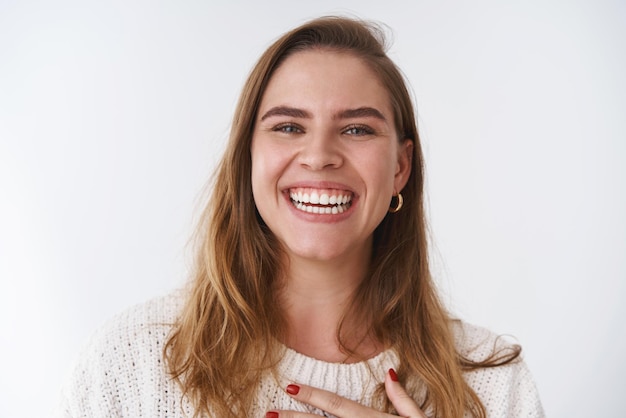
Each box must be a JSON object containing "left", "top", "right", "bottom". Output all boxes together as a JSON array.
[
  {"left": 259, "top": 106, "right": 387, "bottom": 122},
  {"left": 260, "top": 106, "right": 311, "bottom": 121},
  {"left": 334, "top": 107, "right": 387, "bottom": 121}
]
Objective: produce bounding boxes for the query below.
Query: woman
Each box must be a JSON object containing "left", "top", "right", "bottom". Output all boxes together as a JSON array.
[{"left": 59, "top": 17, "right": 543, "bottom": 417}]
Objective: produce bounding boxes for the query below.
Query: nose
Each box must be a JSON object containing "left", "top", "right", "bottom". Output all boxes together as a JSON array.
[{"left": 298, "top": 129, "right": 343, "bottom": 170}]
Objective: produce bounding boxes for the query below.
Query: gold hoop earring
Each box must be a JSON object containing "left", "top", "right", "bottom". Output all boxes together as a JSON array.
[{"left": 389, "top": 193, "right": 403, "bottom": 213}]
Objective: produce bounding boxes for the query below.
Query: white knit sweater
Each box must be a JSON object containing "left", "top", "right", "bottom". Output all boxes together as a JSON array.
[{"left": 57, "top": 291, "right": 544, "bottom": 417}]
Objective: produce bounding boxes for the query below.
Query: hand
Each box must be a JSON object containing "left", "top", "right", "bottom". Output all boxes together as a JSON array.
[{"left": 265, "top": 368, "right": 427, "bottom": 418}]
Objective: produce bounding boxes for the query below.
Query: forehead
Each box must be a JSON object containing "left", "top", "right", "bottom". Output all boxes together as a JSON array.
[{"left": 259, "top": 49, "right": 393, "bottom": 114}]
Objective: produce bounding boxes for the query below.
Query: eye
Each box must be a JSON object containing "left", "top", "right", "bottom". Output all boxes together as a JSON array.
[
  {"left": 343, "top": 124, "right": 375, "bottom": 137},
  {"left": 273, "top": 123, "right": 304, "bottom": 134}
]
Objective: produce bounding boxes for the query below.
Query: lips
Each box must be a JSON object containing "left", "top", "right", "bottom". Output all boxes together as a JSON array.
[{"left": 288, "top": 187, "right": 353, "bottom": 214}]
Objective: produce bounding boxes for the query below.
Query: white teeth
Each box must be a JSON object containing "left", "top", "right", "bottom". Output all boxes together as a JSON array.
[
  {"left": 290, "top": 201, "right": 352, "bottom": 214},
  {"left": 289, "top": 189, "right": 353, "bottom": 215},
  {"left": 290, "top": 191, "right": 352, "bottom": 205}
]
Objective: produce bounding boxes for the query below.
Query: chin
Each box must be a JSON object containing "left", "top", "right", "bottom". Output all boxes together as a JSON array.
[
  {"left": 287, "top": 241, "right": 362, "bottom": 264},
  {"left": 292, "top": 249, "right": 344, "bottom": 262}
]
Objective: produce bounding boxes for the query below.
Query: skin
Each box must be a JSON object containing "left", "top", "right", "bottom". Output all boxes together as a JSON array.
[{"left": 251, "top": 49, "right": 424, "bottom": 416}]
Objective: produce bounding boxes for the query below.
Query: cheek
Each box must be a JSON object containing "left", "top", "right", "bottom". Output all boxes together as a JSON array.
[
  {"left": 362, "top": 148, "right": 398, "bottom": 188},
  {"left": 250, "top": 140, "right": 284, "bottom": 202},
  {"left": 250, "top": 141, "right": 266, "bottom": 202}
]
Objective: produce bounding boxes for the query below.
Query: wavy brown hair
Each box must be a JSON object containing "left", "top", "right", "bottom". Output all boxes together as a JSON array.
[{"left": 164, "top": 16, "right": 520, "bottom": 417}]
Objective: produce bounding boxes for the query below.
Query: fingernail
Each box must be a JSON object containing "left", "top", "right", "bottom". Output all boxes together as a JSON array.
[
  {"left": 286, "top": 384, "right": 300, "bottom": 395},
  {"left": 266, "top": 412, "right": 279, "bottom": 418},
  {"left": 389, "top": 368, "right": 399, "bottom": 382}
]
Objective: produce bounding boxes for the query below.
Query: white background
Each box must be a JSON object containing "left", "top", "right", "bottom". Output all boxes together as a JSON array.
[{"left": 1, "top": 0, "right": 624, "bottom": 416}]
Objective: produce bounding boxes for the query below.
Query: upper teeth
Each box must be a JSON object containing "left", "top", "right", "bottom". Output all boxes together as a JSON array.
[{"left": 289, "top": 189, "right": 352, "bottom": 205}]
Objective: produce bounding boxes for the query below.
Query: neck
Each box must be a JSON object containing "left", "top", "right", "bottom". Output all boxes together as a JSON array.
[{"left": 276, "top": 251, "right": 381, "bottom": 363}]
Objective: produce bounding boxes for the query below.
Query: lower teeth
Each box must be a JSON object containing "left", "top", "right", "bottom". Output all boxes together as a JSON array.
[{"left": 293, "top": 201, "right": 350, "bottom": 214}]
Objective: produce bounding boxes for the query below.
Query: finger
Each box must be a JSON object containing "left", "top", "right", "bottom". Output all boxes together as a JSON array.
[
  {"left": 281, "top": 383, "right": 382, "bottom": 417},
  {"left": 384, "top": 369, "right": 427, "bottom": 418},
  {"left": 265, "top": 411, "right": 319, "bottom": 418}
]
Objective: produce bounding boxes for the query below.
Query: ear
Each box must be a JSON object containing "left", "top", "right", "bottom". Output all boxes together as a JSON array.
[{"left": 394, "top": 139, "right": 413, "bottom": 192}]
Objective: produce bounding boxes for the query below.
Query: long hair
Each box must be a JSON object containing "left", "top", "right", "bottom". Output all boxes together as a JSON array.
[{"left": 164, "top": 16, "right": 519, "bottom": 417}]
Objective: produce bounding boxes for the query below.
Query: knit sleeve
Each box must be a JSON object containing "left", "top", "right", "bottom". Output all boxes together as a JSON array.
[
  {"left": 55, "top": 292, "right": 190, "bottom": 418},
  {"left": 56, "top": 314, "right": 129, "bottom": 417},
  {"left": 454, "top": 322, "right": 545, "bottom": 418}
]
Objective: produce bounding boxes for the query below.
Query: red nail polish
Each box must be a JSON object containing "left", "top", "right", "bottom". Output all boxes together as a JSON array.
[
  {"left": 389, "top": 368, "right": 399, "bottom": 382},
  {"left": 286, "top": 384, "right": 300, "bottom": 395},
  {"left": 266, "top": 412, "right": 279, "bottom": 418}
]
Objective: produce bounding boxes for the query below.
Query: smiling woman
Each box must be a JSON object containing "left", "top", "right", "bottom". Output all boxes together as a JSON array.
[{"left": 57, "top": 17, "right": 544, "bottom": 418}]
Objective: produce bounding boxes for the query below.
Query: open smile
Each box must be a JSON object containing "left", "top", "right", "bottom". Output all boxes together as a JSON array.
[{"left": 288, "top": 187, "right": 353, "bottom": 214}]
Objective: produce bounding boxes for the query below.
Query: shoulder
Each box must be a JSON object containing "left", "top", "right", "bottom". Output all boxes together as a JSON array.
[
  {"left": 451, "top": 320, "right": 518, "bottom": 361},
  {"left": 451, "top": 321, "right": 545, "bottom": 418},
  {"left": 80, "top": 290, "right": 185, "bottom": 363},
  {"left": 57, "top": 290, "right": 191, "bottom": 417}
]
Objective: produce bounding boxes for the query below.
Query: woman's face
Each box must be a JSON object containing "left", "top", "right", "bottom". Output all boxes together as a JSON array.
[{"left": 251, "top": 49, "right": 412, "bottom": 265}]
